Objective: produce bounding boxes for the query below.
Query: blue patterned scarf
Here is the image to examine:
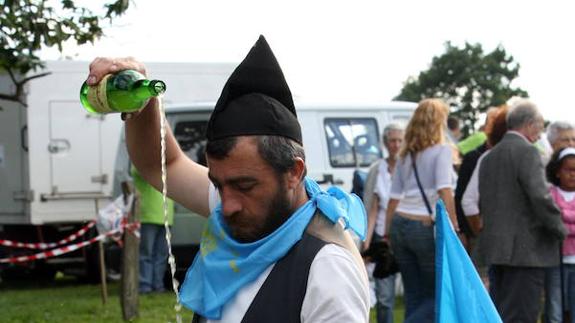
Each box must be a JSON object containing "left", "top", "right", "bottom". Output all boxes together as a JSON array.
[{"left": 179, "top": 177, "right": 366, "bottom": 319}]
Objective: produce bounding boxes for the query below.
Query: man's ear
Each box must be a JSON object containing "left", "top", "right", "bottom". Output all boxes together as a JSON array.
[{"left": 286, "top": 157, "right": 306, "bottom": 189}]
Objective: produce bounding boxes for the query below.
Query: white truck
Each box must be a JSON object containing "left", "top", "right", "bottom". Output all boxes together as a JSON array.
[{"left": 0, "top": 60, "right": 416, "bottom": 281}]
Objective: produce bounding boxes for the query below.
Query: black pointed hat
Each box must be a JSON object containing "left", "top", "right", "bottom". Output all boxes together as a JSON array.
[{"left": 206, "top": 35, "right": 302, "bottom": 144}]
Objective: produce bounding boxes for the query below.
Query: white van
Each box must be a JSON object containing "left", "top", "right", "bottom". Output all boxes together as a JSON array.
[
  {"left": 155, "top": 101, "right": 416, "bottom": 276},
  {"left": 167, "top": 101, "right": 416, "bottom": 188}
]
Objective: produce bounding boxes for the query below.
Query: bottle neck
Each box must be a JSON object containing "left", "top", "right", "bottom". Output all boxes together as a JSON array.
[{"left": 133, "top": 79, "right": 166, "bottom": 98}]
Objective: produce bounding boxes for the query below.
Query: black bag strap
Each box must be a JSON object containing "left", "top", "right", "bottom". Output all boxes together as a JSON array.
[{"left": 411, "top": 152, "right": 433, "bottom": 216}]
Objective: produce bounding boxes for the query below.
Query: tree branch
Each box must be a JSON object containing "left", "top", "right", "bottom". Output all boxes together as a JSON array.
[
  {"left": 0, "top": 93, "right": 27, "bottom": 107},
  {"left": 17, "top": 71, "right": 52, "bottom": 86},
  {"left": 6, "top": 67, "right": 18, "bottom": 84},
  {"left": 0, "top": 69, "right": 51, "bottom": 108}
]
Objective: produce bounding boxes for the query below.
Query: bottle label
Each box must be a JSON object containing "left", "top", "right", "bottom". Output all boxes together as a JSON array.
[{"left": 86, "top": 75, "right": 114, "bottom": 113}]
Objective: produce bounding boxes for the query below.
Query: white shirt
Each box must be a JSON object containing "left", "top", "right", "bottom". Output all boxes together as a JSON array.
[
  {"left": 374, "top": 160, "right": 392, "bottom": 236},
  {"left": 558, "top": 187, "right": 575, "bottom": 203},
  {"left": 203, "top": 184, "right": 370, "bottom": 323},
  {"left": 390, "top": 143, "right": 456, "bottom": 216},
  {"left": 461, "top": 152, "right": 489, "bottom": 216}
]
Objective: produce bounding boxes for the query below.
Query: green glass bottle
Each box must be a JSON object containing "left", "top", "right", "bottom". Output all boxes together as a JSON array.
[{"left": 80, "top": 69, "right": 166, "bottom": 114}]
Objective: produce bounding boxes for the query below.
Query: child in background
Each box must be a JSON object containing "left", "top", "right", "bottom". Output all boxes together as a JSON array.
[{"left": 545, "top": 147, "right": 575, "bottom": 323}]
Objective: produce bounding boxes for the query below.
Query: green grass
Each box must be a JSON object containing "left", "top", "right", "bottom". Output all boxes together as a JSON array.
[
  {"left": 369, "top": 296, "right": 405, "bottom": 323},
  {"left": 0, "top": 275, "right": 193, "bottom": 323},
  {"left": 0, "top": 274, "right": 406, "bottom": 323}
]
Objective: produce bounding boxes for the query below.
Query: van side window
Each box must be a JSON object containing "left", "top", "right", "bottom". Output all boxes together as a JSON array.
[
  {"left": 324, "top": 118, "right": 381, "bottom": 167},
  {"left": 173, "top": 121, "right": 208, "bottom": 166}
]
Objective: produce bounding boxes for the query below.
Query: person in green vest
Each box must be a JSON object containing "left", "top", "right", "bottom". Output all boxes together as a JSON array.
[
  {"left": 457, "top": 131, "right": 487, "bottom": 155},
  {"left": 131, "top": 165, "right": 174, "bottom": 294},
  {"left": 457, "top": 107, "right": 500, "bottom": 155}
]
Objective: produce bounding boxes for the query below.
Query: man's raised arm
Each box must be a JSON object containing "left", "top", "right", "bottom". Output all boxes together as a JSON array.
[{"left": 87, "top": 57, "right": 211, "bottom": 217}]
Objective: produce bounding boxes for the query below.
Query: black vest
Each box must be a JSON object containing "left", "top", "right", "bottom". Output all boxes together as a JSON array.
[{"left": 192, "top": 233, "right": 327, "bottom": 323}]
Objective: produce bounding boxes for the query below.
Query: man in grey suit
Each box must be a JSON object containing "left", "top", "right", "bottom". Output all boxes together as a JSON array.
[{"left": 478, "top": 100, "right": 567, "bottom": 322}]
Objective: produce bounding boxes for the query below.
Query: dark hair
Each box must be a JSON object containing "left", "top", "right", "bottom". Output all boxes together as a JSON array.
[
  {"left": 205, "top": 136, "right": 238, "bottom": 159},
  {"left": 196, "top": 143, "right": 207, "bottom": 167},
  {"left": 257, "top": 136, "right": 307, "bottom": 178},
  {"left": 447, "top": 116, "right": 460, "bottom": 131},
  {"left": 546, "top": 147, "right": 575, "bottom": 186},
  {"left": 205, "top": 135, "right": 307, "bottom": 179}
]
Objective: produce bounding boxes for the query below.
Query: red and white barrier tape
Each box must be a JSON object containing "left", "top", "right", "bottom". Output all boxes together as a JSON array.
[
  {"left": 0, "top": 220, "right": 97, "bottom": 250},
  {"left": 0, "top": 222, "right": 140, "bottom": 264}
]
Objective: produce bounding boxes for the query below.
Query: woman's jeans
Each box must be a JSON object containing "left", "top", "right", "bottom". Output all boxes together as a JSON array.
[
  {"left": 544, "top": 264, "right": 575, "bottom": 323},
  {"left": 390, "top": 214, "right": 435, "bottom": 322},
  {"left": 139, "top": 223, "right": 169, "bottom": 293}
]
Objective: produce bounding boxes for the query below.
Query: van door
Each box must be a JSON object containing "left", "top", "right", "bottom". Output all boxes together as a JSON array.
[
  {"left": 49, "top": 101, "right": 104, "bottom": 193},
  {"left": 0, "top": 101, "right": 27, "bottom": 221}
]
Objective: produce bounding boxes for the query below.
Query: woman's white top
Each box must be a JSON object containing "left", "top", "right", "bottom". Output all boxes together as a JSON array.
[{"left": 390, "top": 143, "right": 456, "bottom": 216}]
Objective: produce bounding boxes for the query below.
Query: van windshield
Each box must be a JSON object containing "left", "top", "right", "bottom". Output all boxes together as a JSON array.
[{"left": 324, "top": 118, "right": 381, "bottom": 168}]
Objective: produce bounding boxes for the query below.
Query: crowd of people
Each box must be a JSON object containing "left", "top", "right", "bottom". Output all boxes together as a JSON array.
[
  {"left": 362, "top": 98, "right": 575, "bottom": 323},
  {"left": 86, "top": 35, "right": 575, "bottom": 322}
]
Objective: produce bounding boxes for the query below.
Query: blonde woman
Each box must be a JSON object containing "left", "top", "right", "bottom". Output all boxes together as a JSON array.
[{"left": 384, "top": 98, "right": 459, "bottom": 321}]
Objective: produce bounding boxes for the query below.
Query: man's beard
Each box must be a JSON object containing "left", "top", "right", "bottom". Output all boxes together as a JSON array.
[
  {"left": 257, "top": 187, "right": 294, "bottom": 241},
  {"left": 226, "top": 184, "right": 294, "bottom": 243}
]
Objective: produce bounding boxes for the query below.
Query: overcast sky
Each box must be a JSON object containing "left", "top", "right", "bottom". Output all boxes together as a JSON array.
[{"left": 42, "top": 0, "right": 575, "bottom": 124}]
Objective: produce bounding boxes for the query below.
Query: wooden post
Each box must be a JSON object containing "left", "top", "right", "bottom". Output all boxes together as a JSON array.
[
  {"left": 120, "top": 181, "right": 139, "bottom": 321},
  {"left": 98, "top": 240, "right": 108, "bottom": 304},
  {"left": 94, "top": 199, "right": 108, "bottom": 305}
]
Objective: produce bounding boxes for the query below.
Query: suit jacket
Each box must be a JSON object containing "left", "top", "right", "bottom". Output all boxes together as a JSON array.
[{"left": 477, "top": 132, "right": 566, "bottom": 267}]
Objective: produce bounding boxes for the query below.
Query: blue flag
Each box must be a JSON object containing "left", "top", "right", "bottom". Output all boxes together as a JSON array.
[
  {"left": 435, "top": 200, "right": 502, "bottom": 323},
  {"left": 180, "top": 177, "right": 366, "bottom": 319}
]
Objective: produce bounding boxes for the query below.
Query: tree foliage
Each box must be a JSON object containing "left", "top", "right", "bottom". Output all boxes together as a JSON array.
[
  {"left": 0, "top": 0, "right": 130, "bottom": 105},
  {"left": 395, "top": 42, "right": 528, "bottom": 135}
]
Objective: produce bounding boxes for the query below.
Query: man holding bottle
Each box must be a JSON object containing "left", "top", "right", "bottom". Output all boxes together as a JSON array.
[{"left": 86, "top": 36, "right": 369, "bottom": 322}]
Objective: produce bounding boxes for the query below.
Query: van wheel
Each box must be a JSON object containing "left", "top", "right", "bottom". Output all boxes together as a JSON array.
[
  {"left": 1, "top": 261, "right": 56, "bottom": 282},
  {"left": 32, "top": 261, "right": 57, "bottom": 282},
  {"left": 80, "top": 244, "right": 102, "bottom": 284}
]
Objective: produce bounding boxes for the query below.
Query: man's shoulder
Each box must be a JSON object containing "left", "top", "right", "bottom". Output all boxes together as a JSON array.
[
  {"left": 313, "top": 243, "right": 355, "bottom": 261},
  {"left": 367, "top": 159, "right": 383, "bottom": 175},
  {"left": 309, "top": 244, "right": 361, "bottom": 278},
  {"left": 303, "top": 243, "right": 370, "bottom": 322},
  {"left": 487, "top": 134, "right": 535, "bottom": 157},
  {"left": 503, "top": 132, "right": 535, "bottom": 149}
]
